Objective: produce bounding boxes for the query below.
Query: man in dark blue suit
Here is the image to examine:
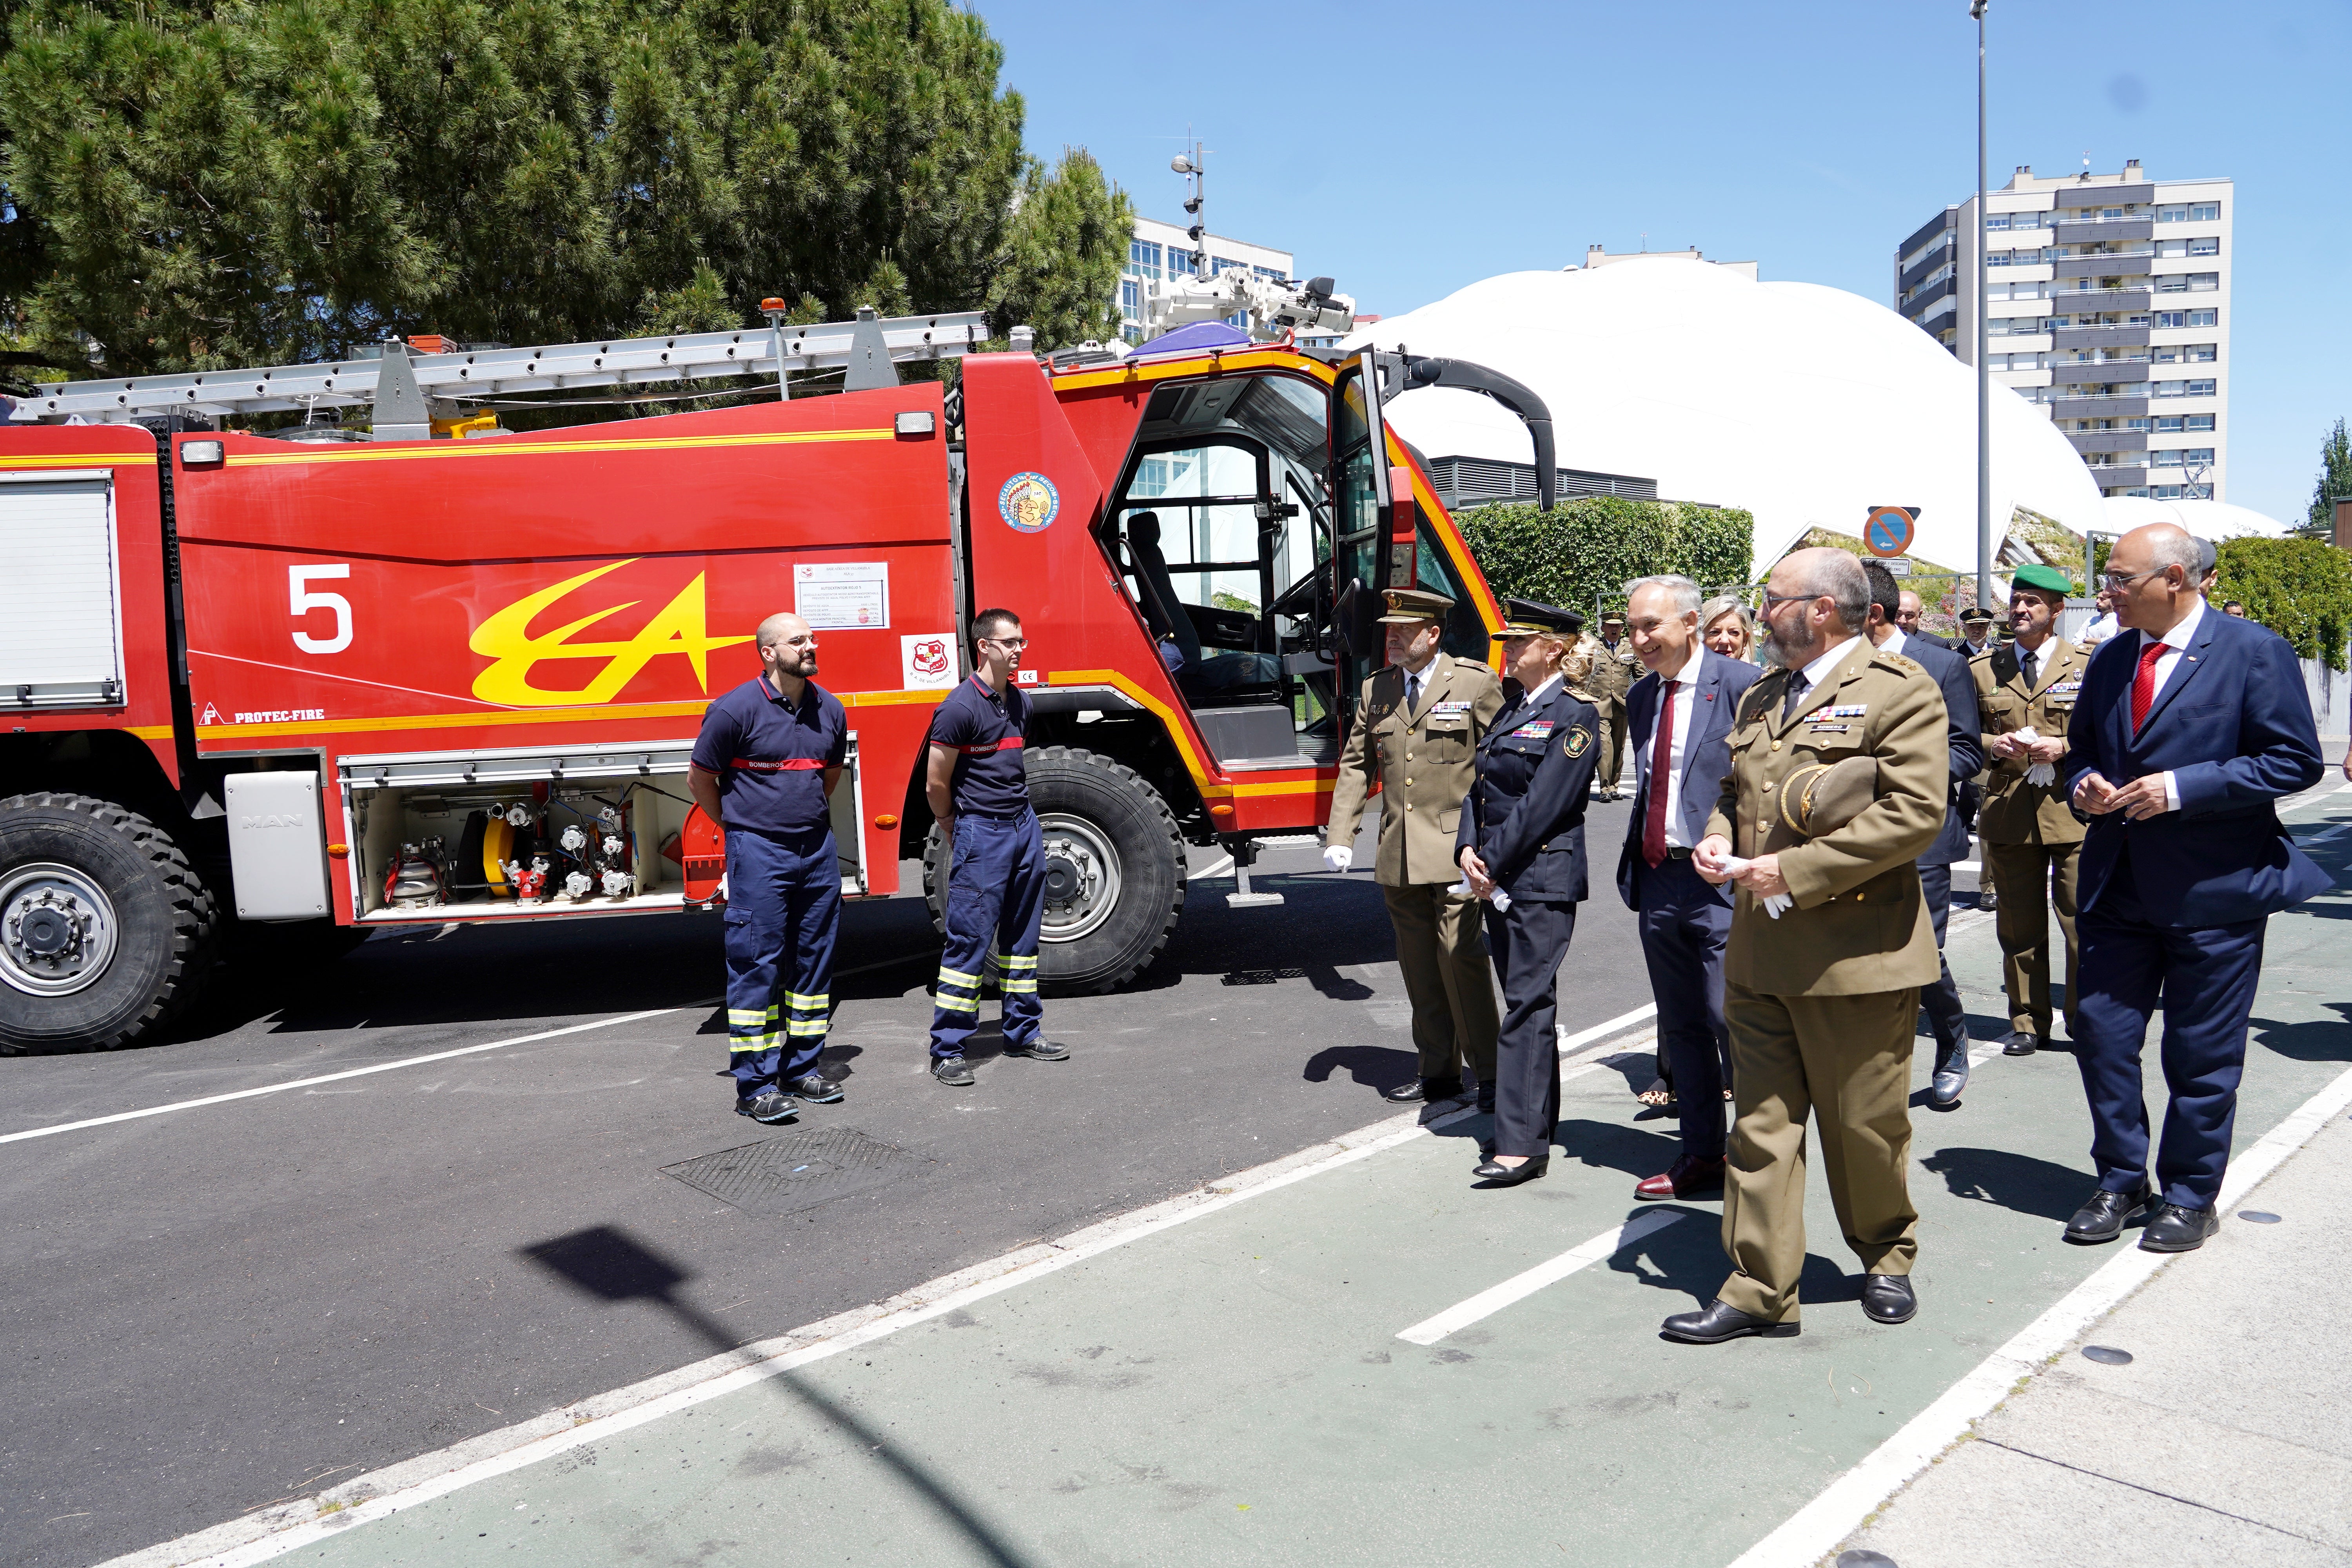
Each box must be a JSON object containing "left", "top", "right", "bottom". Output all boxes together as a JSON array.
[
  {"left": 2060, "top": 523, "right": 2328, "bottom": 1253},
  {"left": 1862, "top": 561, "right": 1986, "bottom": 1109},
  {"left": 1617, "top": 575, "right": 1762, "bottom": 1200}
]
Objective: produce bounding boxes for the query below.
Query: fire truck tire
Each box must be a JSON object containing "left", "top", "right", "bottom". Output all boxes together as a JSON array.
[
  {"left": 0, "top": 792, "right": 221, "bottom": 1055},
  {"left": 922, "top": 746, "right": 1185, "bottom": 995}
]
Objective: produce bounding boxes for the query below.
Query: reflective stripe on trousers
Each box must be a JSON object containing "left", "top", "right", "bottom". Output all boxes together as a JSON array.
[
  {"left": 723, "top": 825, "right": 840, "bottom": 1098},
  {"left": 930, "top": 811, "right": 1046, "bottom": 1059}
]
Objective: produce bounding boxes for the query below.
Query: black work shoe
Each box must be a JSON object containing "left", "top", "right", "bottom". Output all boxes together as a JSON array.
[
  {"left": 2002, "top": 1028, "right": 2048, "bottom": 1057},
  {"left": 736, "top": 1090, "right": 799, "bottom": 1124},
  {"left": 1476, "top": 1085, "right": 1496, "bottom": 1116},
  {"left": 1470, "top": 1155, "right": 1548, "bottom": 1186},
  {"left": 784, "top": 1072, "right": 843, "bottom": 1104},
  {"left": 1002, "top": 1038, "right": 1070, "bottom": 1062},
  {"left": 1928, "top": 1046, "right": 1970, "bottom": 1109},
  {"left": 1861, "top": 1274, "right": 1918, "bottom": 1325},
  {"left": 2138, "top": 1202, "right": 2221, "bottom": 1253},
  {"left": 931, "top": 1056, "right": 976, "bottom": 1087},
  {"left": 1386, "top": 1076, "right": 1462, "bottom": 1104},
  {"left": 1660, "top": 1299, "right": 1799, "bottom": 1345},
  {"left": 2065, "top": 1181, "right": 2157, "bottom": 1245}
]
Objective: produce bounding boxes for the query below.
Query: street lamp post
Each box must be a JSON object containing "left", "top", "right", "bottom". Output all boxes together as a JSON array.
[{"left": 1973, "top": 0, "right": 1992, "bottom": 613}]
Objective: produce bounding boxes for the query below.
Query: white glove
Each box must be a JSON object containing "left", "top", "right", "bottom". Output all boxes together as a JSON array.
[
  {"left": 1448, "top": 878, "right": 1512, "bottom": 913},
  {"left": 1720, "top": 855, "right": 1793, "bottom": 919},
  {"left": 2016, "top": 726, "right": 2056, "bottom": 786},
  {"left": 1322, "top": 845, "right": 1353, "bottom": 873}
]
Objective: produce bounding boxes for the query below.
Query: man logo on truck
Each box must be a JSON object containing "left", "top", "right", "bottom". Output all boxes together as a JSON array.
[
  {"left": 998, "top": 472, "right": 1058, "bottom": 534},
  {"left": 468, "top": 557, "right": 752, "bottom": 707}
]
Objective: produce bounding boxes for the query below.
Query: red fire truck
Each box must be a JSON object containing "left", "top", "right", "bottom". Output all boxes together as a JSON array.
[{"left": 0, "top": 305, "right": 1556, "bottom": 1054}]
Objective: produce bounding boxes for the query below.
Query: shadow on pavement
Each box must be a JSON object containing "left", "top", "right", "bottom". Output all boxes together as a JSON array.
[
  {"left": 1552, "top": 1116, "right": 1682, "bottom": 1179},
  {"left": 2250, "top": 1006, "right": 2352, "bottom": 1063},
  {"left": 1918, "top": 1145, "right": 2089, "bottom": 1223},
  {"left": 520, "top": 1223, "right": 1038, "bottom": 1568},
  {"left": 1301, "top": 1043, "right": 1417, "bottom": 1091}
]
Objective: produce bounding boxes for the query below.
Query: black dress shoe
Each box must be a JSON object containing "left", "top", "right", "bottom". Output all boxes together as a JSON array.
[
  {"left": 784, "top": 1072, "right": 843, "bottom": 1103},
  {"left": 1928, "top": 1045, "right": 1969, "bottom": 1109},
  {"left": 1471, "top": 1155, "right": 1548, "bottom": 1186},
  {"left": 1002, "top": 1038, "right": 1069, "bottom": 1061},
  {"left": 2139, "top": 1202, "right": 2221, "bottom": 1253},
  {"left": 1660, "top": 1299, "right": 1798, "bottom": 1344},
  {"left": 1386, "top": 1076, "right": 1461, "bottom": 1104},
  {"left": 1476, "top": 1086, "right": 1496, "bottom": 1115},
  {"left": 2064, "top": 1181, "right": 2157, "bottom": 1244},
  {"left": 736, "top": 1090, "right": 799, "bottom": 1123},
  {"left": 2002, "top": 1029, "right": 2048, "bottom": 1057},
  {"left": 931, "top": 1055, "right": 976, "bottom": 1087},
  {"left": 1860, "top": 1274, "right": 1917, "bottom": 1325}
]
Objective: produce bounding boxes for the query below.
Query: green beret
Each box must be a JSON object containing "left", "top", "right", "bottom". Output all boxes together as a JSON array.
[{"left": 2011, "top": 563, "right": 2073, "bottom": 595}]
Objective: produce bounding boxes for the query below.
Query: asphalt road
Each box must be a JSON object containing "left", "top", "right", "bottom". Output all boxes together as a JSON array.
[{"left": 2, "top": 799, "right": 1657, "bottom": 1568}]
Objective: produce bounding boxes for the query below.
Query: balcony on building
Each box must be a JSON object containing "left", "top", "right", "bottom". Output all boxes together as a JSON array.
[
  {"left": 2052, "top": 323, "right": 2152, "bottom": 351},
  {"left": 2049, "top": 392, "right": 2150, "bottom": 417},
  {"left": 2053, "top": 251, "right": 2154, "bottom": 279},
  {"left": 2047, "top": 284, "right": 2153, "bottom": 312},
  {"left": 2047, "top": 216, "right": 2154, "bottom": 245},
  {"left": 2092, "top": 465, "right": 2152, "bottom": 491},
  {"left": 2049, "top": 359, "right": 2151, "bottom": 387},
  {"left": 2066, "top": 428, "right": 2152, "bottom": 454}
]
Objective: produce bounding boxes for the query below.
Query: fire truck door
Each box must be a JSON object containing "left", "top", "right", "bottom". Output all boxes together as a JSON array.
[{"left": 1328, "top": 352, "right": 1391, "bottom": 731}]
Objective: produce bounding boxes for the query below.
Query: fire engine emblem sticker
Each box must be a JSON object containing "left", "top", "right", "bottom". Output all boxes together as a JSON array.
[{"left": 998, "top": 472, "right": 1059, "bottom": 534}]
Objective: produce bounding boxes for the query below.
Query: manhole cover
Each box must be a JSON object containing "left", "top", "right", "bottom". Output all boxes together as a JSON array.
[{"left": 661, "top": 1128, "right": 931, "bottom": 1216}]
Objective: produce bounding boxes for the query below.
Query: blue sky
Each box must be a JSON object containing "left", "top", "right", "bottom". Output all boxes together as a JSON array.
[{"left": 985, "top": 0, "right": 2350, "bottom": 526}]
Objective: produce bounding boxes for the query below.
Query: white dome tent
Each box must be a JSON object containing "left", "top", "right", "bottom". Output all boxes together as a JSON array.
[
  {"left": 2102, "top": 495, "right": 2297, "bottom": 541},
  {"left": 1348, "top": 260, "right": 2105, "bottom": 577}
]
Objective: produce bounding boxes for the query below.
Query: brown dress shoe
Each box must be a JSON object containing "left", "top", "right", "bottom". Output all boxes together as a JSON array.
[{"left": 1635, "top": 1154, "right": 1726, "bottom": 1201}]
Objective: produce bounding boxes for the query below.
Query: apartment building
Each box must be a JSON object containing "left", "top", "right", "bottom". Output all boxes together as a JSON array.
[
  {"left": 1116, "top": 215, "right": 1294, "bottom": 344},
  {"left": 1896, "top": 161, "right": 2231, "bottom": 502}
]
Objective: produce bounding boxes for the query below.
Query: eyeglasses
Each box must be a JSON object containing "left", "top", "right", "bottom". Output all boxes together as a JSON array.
[
  {"left": 1759, "top": 592, "right": 1825, "bottom": 610},
  {"left": 2100, "top": 568, "right": 2169, "bottom": 591},
  {"left": 981, "top": 636, "right": 1028, "bottom": 649}
]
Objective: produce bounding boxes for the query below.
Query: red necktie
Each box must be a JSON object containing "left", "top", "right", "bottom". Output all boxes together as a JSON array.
[
  {"left": 2130, "top": 637, "right": 2167, "bottom": 730},
  {"left": 1642, "top": 680, "right": 1677, "bottom": 867}
]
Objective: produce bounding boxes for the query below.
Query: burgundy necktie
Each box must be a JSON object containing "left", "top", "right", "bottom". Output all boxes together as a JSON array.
[
  {"left": 1642, "top": 681, "right": 1676, "bottom": 867},
  {"left": 2130, "top": 638, "right": 2166, "bottom": 730}
]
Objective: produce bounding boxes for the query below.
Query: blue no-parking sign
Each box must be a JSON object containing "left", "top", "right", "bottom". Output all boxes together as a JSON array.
[{"left": 1864, "top": 505, "right": 1918, "bottom": 557}]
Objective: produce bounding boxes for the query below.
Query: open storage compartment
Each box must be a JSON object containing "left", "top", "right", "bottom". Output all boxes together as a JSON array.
[{"left": 337, "top": 738, "right": 866, "bottom": 923}]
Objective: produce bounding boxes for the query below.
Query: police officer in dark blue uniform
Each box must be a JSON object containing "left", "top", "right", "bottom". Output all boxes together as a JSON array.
[
  {"left": 922, "top": 608, "right": 1071, "bottom": 1086},
  {"left": 689, "top": 612, "right": 850, "bottom": 1124},
  {"left": 1455, "top": 599, "right": 1603, "bottom": 1185}
]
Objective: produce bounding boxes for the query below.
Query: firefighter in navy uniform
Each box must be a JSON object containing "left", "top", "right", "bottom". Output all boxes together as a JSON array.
[
  {"left": 1455, "top": 599, "right": 1604, "bottom": 1186},
  {"left": 688, "top": 612, "right": 850, "bottom": 1124},
  {"left": 922, "top": 608, "right": 1071, "bottom": 1086}
]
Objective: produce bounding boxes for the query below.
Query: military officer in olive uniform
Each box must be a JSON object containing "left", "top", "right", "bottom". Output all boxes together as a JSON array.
[
  {"left": 1455, "top": 599, "right": 1602, "bottom": 1183},
  {"left": 1591, "top": 611, "right": 1635, "bottom": 799},
  {"left": 1972, "top": 562, "right": 2089, "bottom": 1056},
  {"left": 1666, "top": 549, "right": 1950, "bottom": 1345},
  {"left": 1326, "top": 587, "right": 1508, "bottom": 1105}
]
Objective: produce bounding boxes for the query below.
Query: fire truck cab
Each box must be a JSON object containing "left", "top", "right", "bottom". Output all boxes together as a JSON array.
[{"left": 1, "top": 314, "right": 1546, "bottom": 1056}]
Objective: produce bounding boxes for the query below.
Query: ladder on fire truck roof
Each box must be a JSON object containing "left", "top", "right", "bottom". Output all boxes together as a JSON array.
[{"left": 6, "top": 305, "right": 996, "bottom": 430}]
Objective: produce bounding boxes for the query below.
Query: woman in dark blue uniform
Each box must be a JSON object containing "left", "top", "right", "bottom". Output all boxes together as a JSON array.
[{"left": 1455, "top": 599, "right": 1604, "bottom": 1185}]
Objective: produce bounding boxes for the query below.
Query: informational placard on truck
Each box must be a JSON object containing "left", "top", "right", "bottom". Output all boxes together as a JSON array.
[{"left": 794, "top": 561, "right": 890, "bottom": 629}]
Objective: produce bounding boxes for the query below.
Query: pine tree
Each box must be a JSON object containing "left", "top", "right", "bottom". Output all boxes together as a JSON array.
[
  {"left": 0, "top": 0, "right": 1131, "bottom": 383},
  {"left": 2304, "top": 417, "right": 2352, "bottom": 540}
]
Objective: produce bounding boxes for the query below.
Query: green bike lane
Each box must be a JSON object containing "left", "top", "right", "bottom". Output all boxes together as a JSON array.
[{"left": 196, "top": 791, "right": 2352, "bottom": 1568}]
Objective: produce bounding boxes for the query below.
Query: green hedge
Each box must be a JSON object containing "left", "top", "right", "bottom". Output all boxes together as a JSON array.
[
  {"left": 1455, "top": 497, "right": 1755, "bottom": 617},
  {"left": 2214, "top": 536, "right": 2352, "bottom": 671}
]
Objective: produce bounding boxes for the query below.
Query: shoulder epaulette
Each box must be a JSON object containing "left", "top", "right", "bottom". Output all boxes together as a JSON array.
[
  {"left": 1564, "top": 686, "right": 1599, "bottom": 705},
  {"left": 1874, "top": 650, "right": 1923, "bottom": 677}
]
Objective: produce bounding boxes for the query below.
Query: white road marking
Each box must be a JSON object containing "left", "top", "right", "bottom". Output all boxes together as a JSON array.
[
  {"left": 1559, "top": 1002, "right": 1658, "bottom": 1051},
  {"left": 1194, "top": 853, "right": 1234, "bottom": 881},
  {"left": 1728, "top": 1055, "right": 2352, "bottom": 1568},
  {"left": 1396, "top": 1209, "right": 1688, "bottom": 1345},
  {"left": 0, "top": 1008, "right": 685, "bottom": 1147},
  {"left": 107, "top": 1014, "right": 1665, "bottom": 1568}
]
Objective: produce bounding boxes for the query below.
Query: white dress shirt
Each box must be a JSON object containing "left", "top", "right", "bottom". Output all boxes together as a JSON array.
[
  {"left": 1879, "top": 628, "right": 1909, "bottom": 657},
  {"left": 1642, "top": 645, "right": 1706, "bottom": 848},
  {"left": 1519, "top": 671, "right": 1563, "bottom": 708}
]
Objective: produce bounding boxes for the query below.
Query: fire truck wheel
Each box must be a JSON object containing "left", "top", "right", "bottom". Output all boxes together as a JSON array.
[
  {"left": 922, "top": 746, "right": 1185, "bottom": 995},
  {"left": 0, "top": 792, "right": 221, "bottom": 1055}
]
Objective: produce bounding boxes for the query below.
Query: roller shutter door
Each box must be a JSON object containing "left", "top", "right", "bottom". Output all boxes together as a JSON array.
[{"left": 0, "top": 474, "right": 124, "bottom": 708}]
